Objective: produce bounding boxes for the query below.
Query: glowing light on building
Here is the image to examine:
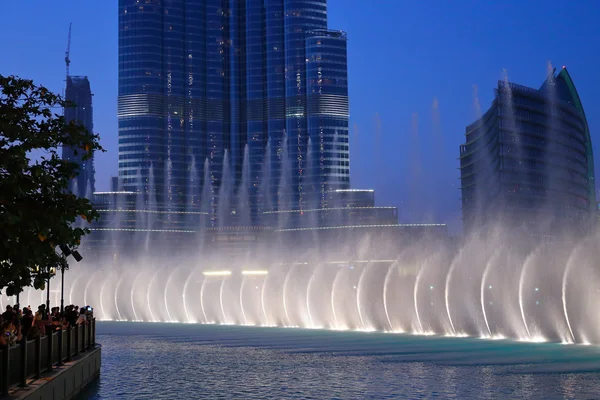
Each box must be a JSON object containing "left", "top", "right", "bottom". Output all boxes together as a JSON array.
[
  {"left": 241, "top": 270, "right": 269, "bottom": 276},
  {"left": 203, "top": 271, "right": 232, "bottom": 277}
]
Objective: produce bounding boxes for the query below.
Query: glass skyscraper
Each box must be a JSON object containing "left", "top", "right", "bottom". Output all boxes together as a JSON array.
[
  {"left": 459, "top": 67, "right": 595, "bottom": 233},
  {"left": 63, "top": 76, "right": 95, "bottom": 199},
  {"left": 118, "top": 0, "right": 350, "bottom": 226}
]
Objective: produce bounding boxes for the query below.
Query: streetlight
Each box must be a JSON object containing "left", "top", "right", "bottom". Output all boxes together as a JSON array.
[
  {"left": 46, "top": 266, "right": 55, "bottom": 312},
  {"left": 58, "top": 245, "right": 82, "bottom": 314}
]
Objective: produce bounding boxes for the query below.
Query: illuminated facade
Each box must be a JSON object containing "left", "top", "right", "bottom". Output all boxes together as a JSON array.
[
  {"left": 117, "top": 0, "right": 349, "bottom": 226},
  {"left": 305, "top": 30, "right": 350, "bottom": 208},
  {"left": 118, "top": 0, "right": 204, "bottom": 228},
  {"left": 460, "top": 67, "right": 595, "bottom": 233},
  {"left": 63, "top": 76, "right": 95, "bottom": 198}
]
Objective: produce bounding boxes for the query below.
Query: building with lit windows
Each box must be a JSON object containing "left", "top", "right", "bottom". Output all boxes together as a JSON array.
[
  {"left": 305, "top": 30, "right": 350, "bottom": 208},
  {"left": 63, "top": 76, "right": 95, "bottom": 198},
  {"left": 117, "top": 0, "right": 349, "bottom": 227},
  {"left": 85, "top": 1, "right": 446, "bottom": 259},
  {"left": 460, "top": 67, "right": 595, "bottom": 234}
]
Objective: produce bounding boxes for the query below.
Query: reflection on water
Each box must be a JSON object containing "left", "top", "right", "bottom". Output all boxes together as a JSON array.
[{"left": 80, "top": 322, "right": 600, "bottom": 399}]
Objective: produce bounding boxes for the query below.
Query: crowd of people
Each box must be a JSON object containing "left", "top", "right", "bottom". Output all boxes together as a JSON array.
[{"left": 0, "top": 304, "right": 93, "bottom": 346}]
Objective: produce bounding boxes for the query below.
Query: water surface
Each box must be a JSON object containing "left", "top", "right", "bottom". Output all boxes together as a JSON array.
[{"left": 81, "top": 322, "right": 600, "bottom": 399}]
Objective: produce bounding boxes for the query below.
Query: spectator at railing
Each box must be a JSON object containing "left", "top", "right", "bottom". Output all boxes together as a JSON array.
[
  {"left": 85, "top": 306, "right": 94, "bottom": 322},
  {"left": 0, "top": 322, "right": 9, "bottom": 347},
  {"left": 34, "top": 306, "right": 46, "bottom": 337},
  {"left": 27, "top": 326, "right": 40, "bottom": 341},
  {"left": 65, "top": 305, "right": 78, "bottom": 327},
  {"left": 76, "top": 308, "right": 88, "bottom": 326},
  {"left": 20, "top": 308, "right": 33, "bottom": 339},
  {"left": 1, "top": 306, "right": 13, "bottom": 323},
  {"left": 12, "top": 305, "right": 22, "bottom": 342},
  {"left": 0, "top": 303, "right": 94, "bottom": 345},
  {"left": 49, "top": 307, "right": 62, "bottom": 332},
  {"left": 3, "top": 320, "right": 19, "bottom": 346}
]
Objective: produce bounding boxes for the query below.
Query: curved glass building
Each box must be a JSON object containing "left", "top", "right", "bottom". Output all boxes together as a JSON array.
[
  {"left": 460, "top": 67, "right": 595, "bottom": 233},
  {"left": 118, "top": 0, "right": 349, "bottom": 227}
]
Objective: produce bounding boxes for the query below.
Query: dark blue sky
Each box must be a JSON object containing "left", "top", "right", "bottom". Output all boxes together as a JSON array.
[{"left": 2, "top": 1, "right": 599, "bottom": 231}]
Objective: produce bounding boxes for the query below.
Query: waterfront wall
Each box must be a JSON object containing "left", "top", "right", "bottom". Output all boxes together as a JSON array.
[
  {"left": 13, "top": 346, "right": 100, "bottom": 400},
  {"left": 1, "top": 320, "right": 100, "bottom": 400}
]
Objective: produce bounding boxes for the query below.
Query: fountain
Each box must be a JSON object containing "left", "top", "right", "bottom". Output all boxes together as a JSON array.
[
  {"left": 236, "top": 145, "right": 251, "bottom": 227},
  {"left": 28, "top": 67, "right": 596, "bottom": 347},
  {"left": 217, "top": 150, "right": 232, "bottom": 227},
  {"left": 19, "top": 224, "right": 597, "bottom": 345}
]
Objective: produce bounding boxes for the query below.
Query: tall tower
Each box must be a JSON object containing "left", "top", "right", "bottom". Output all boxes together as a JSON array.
[
  {"left": 62, "top": 24, "right": 95, "bottom": 198},
  {"left": 117, "top": 0, "right": 350, "bottom": 226}
]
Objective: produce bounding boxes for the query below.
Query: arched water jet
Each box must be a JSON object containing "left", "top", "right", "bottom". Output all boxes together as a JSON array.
[
  {"left": 219, "top": 279, "right": 228, "bottom": 324},
  {"left": 518, "top": 252, "right": 534, "bottom": 339},
  {"left": 114, "top": 274, "right": 124, "bottom": 321},
  {"left": 130, "top": 270, "right": 144, "bottom": 322},
  {"left": 83, "top": 270, "right": 101, "bottom": 308},
  {"left": 444, "top": 260, "right": 457, "bottom": 335},
  {"left": 518, "top": 241, "right": 572, "bottom": 343},
  {"left": 282, "top": 265, "right": 294, "bottom": 326},
  {"left": 330, "top": 267, "right": 343, "bottom": 329},
  {"left": 305, "top": 264, "right": 320, "bottom": 328},
  {"left": 558, "top": 236, "right": 600, "bottom": 344},
  {"left": 480, "top": 251, "right": 500, "bottom": 338},
  {"left": 182, "top": 270, "right": 192, "bottom": 323},
  {"left": 146, "top": 271, "right": 159, "bottom": 322},
  {"left": 356, "top": 264, "right": 369, "bottom": 330},
  {"left": 182, "top": 269, "right": 196, "bottom": 323},
  {"left": 69, "top": 272, "right": 82, "bottom": 305},
  {"left": 199, "top": 278, "right": 208, "bottom": 323},
  {"left": 413, "top": 262, "right": 425, "bottom": 334},
  {"left": 382, "top": 262, "right": 395, "bottom": 331},
  {"left": 240, "top": 277, "right": 248, "bottom": 325},
  {"left": 163, "top": 268, "right": 176, "bottom": 322},
  {"left": 562, "top": 247, "right": 579, "bottom": 343},
  {"left": 99, "top": 276, "right": 109, "bottom": 319},
  {"left": 260, "top": 271, "right": 269, "bottom": 326},
  {"left": 414, "top": 248, "right": 454, "bottom": 335},
  {"left": 443, "top": 236, "right": 492, "bottom": 336}
]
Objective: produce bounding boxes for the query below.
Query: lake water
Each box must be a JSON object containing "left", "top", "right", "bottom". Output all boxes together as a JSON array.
[{"left": 80, "top": 322, "right": 600, "bottom": 399}]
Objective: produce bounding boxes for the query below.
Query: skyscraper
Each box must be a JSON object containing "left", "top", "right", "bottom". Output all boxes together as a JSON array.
[
  {"left": 117, "top": 0, "right": 349, "bottom": 226},
  {"left": 305, "top": 29, "right": 350, "bottom": 208},
  {"left": 459, "top": 67, "right": 595, "bottom": 233},
  {"left": 63, "top": 76, "right": 95, "bottom": 198}
]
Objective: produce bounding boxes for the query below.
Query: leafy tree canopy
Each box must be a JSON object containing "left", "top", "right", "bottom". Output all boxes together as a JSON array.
[{"left": 0, "top": 75, "right": 103, "bottom": 296}]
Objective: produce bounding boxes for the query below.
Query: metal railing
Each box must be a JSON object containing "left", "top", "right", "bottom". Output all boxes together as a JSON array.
[{"left": 0, "top": 319, "right": 96, "bottom": 395}]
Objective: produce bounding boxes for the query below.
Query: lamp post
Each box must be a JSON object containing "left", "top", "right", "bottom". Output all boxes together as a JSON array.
[
  {"left": 57, "top": 245, "right": 82, "bottom": 314},
  {"left": 58, "top": 248, "right": 82, "bottom": 314},
  {"left": 46, "top": 267, "right": 55, "bottom": 313},
  {"left": 46, "top": 267, "right": 54, "bottom": 313},
  {"left": 60, "top": 266, "right": 65, "bottom": 314},
  {"left": 46, "top": 275, "right": 50, "bottom": 312}
]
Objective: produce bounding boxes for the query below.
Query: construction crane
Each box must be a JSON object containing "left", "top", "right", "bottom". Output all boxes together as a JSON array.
[{"left": 65, "top": 23, "right": 72, "bottom": 79}]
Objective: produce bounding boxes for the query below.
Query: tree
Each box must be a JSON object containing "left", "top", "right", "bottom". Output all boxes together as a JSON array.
[{"left": 0, "top": 75, "right": 103, "bottom": 296}]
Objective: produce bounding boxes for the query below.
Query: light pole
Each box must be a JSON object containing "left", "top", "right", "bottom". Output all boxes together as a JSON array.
[
  {"left": 46, "top": 267, "right": 55, "bottom": 313},
  {"left": 60, "top": 266, "right": 65, "bottom": 314},
  {"left": 58, "top": 245, "right": 82, "bottom": 314}
]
